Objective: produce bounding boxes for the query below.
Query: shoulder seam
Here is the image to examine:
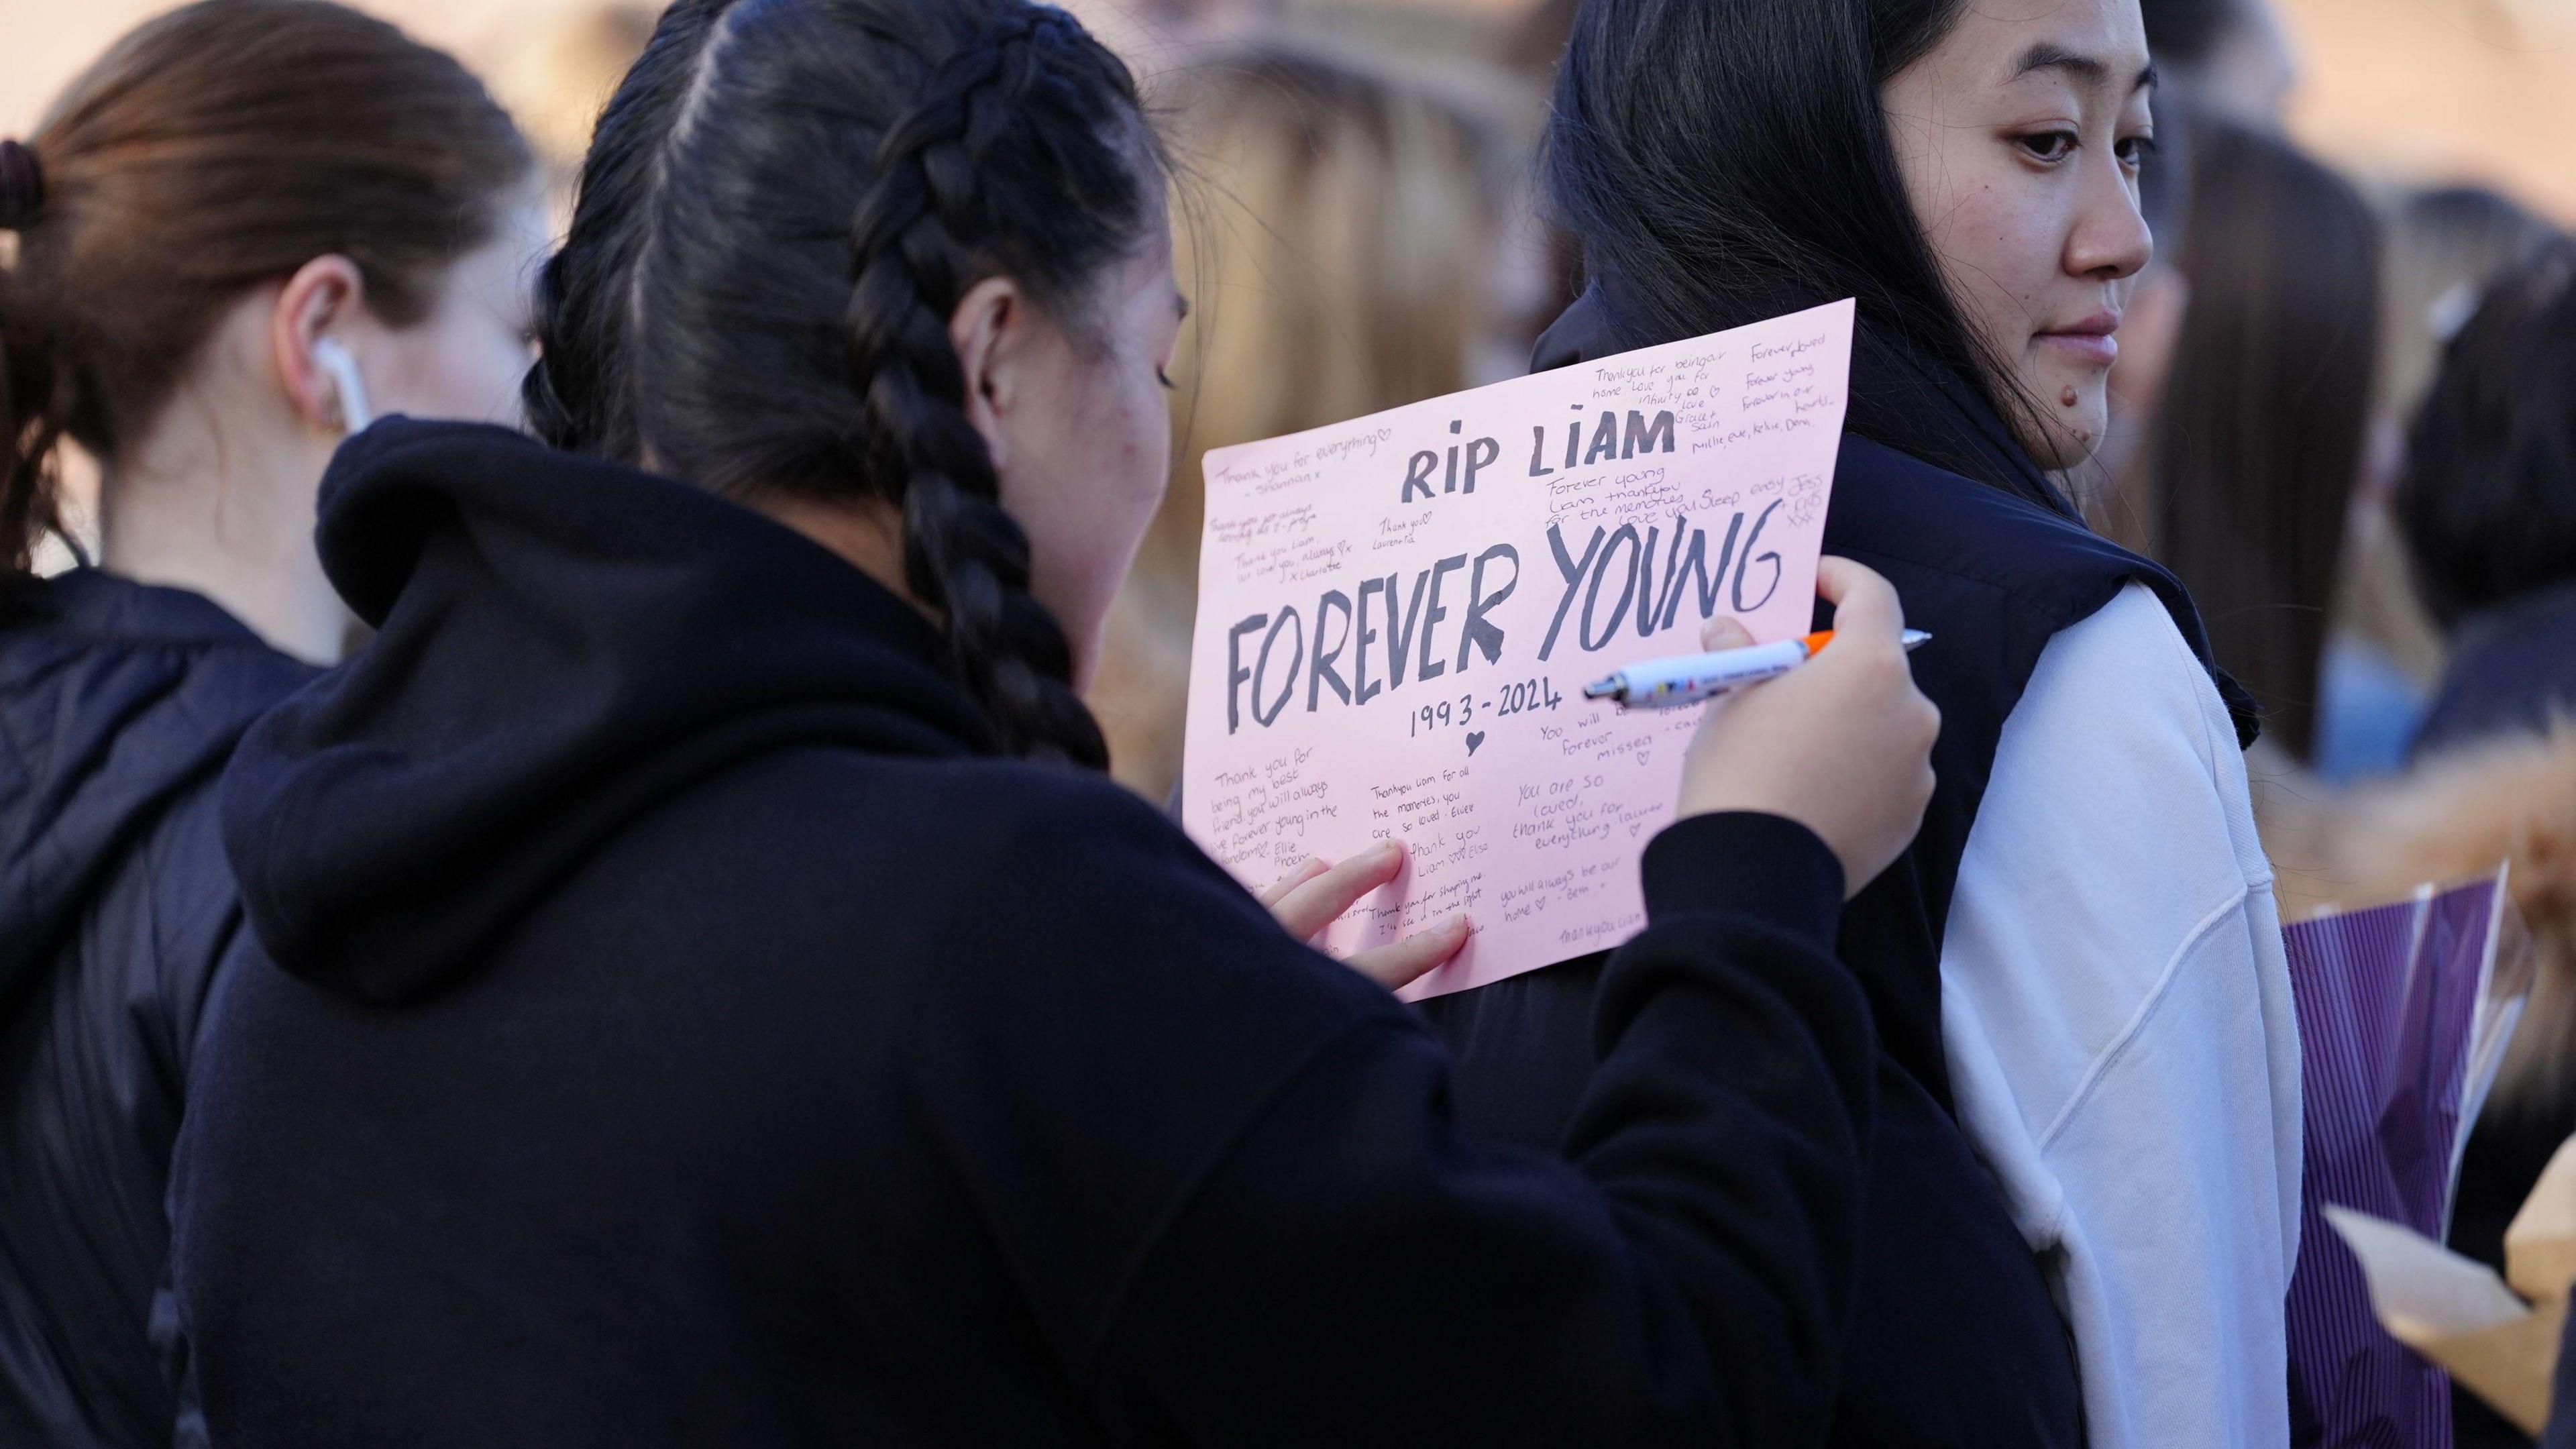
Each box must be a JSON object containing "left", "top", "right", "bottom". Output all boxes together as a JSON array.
[
  {"left": 2136, "top": 584, "right": 2276, "bottom": 888},
  {"left": 2033, "top": 879, "right": 2273, "bottom": 1154}
]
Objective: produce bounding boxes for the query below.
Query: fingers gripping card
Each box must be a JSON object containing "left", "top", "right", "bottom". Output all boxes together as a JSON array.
[{"left": 1181, "top": 301, "right": 1854, "bottom": 998}]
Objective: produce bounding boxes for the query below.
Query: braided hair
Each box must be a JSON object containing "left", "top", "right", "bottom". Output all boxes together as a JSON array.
[{"left": 530, "top": 0, "right": 1160, "bottom": 768}]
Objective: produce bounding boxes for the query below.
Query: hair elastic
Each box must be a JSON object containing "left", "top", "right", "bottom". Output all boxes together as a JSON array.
[{"left": 0, "top": 140, "right": 44, "bottom": 230}]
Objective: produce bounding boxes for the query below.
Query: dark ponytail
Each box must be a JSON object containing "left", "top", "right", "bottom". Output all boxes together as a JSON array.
[
  {"left": 0, "top": 0, "right": 531, "bottom": 584},
  {"left": 533, "top": 0, "right": 1161, "bottom": 769}
]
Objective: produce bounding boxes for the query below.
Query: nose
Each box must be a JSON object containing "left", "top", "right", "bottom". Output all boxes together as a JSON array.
[{"left": 2067, "top": 152, "right": 2153, "bottom": 284}]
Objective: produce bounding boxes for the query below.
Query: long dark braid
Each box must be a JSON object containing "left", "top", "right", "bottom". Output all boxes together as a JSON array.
[
  {"left": 844, "top": 11, "right": 1110, "bottom": 765},
  {"left": 543, "top": 0, "right": 1155, "bottom": 767}
]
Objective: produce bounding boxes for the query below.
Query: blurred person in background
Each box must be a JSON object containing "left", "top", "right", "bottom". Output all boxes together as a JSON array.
[
  {"left": 485, "top": 3, "right": 660, "bottom": 201},
  {"left": 2311, "top": 184, "right": 2561, "bottom": 782},
  {"left": 2293, "top": 243, "right": 2576, "bottom": 1449},
  {"left": 1430, "top": 0, "right": 2296, "bottom": 1445},
  {"left": 2143, "top": 117, "right": 2381, "bottom": 769},
  {"left": 2137, "top": 0, "right": 2297, "bottom": 128},
  {"left": 2276, "top": 241, "right": 2576, "bottom": 1449},
  {"left": 1087, "top": 40, "right": 1540, "bottom": 799},
  {"left": 2398, "top": 240, "right": 2576, "bottom": 765},
  {"left": 1057, "top": 0, "right": 1277, "bottom": 64},
  {"left": 0, "top": 1, "right": 538, "bottom": 1442},
  {"left": 2379, "top": 189, "right": 2563, "bottom": 451}
]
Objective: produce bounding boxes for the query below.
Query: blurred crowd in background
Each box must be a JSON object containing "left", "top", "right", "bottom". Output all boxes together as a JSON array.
[
  {"left": 22, "top": 0, "right": 2565, "bottom": 802},
  {"left": 11, "top": 2, "right": 2576, "bottom": 1436},
  {"left": 4, "top": 0, "right": 2571, "bottom": 797}
]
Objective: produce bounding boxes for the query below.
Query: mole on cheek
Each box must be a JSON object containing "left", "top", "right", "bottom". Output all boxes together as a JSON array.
[{"left": 2059, "top": 386, "right": 2080, "bottom": 408}]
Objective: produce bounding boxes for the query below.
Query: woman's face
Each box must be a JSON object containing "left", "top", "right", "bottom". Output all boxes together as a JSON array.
[
  {"left": 346, "top": 195, "right": 547, "bottom": 429},
  {"left": 1883, "top": 0, "right": 2158, "bottom": 470},
  {"left": 988, "top": 232, "right": 1185, "bottom": 691}
]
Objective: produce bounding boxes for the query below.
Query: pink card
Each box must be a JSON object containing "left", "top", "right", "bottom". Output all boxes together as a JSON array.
[{"left": 1181, "top": 300, "right": 1854, "bottom": 998}]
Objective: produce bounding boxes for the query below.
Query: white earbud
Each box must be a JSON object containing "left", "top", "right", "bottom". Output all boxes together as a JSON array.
[{"left": 313, "top": 337, "right": 373, "bottom": 435}]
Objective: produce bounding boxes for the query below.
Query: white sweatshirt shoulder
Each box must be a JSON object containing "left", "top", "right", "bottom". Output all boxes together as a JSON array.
[{"left": 1941, "top": 581, "right": 2302, "bottom": 1449}]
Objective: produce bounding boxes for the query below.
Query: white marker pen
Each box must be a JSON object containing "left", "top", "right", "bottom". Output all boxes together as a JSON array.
[{"left": 1583, "top": 629, "right": 1933, "bottom": 708}]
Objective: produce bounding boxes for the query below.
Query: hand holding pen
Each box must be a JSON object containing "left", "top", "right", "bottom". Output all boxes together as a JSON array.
[
  {"left": 1665, "top": 559, "right": 1941, "bottom": 898},
  {"left": 1587, "top": 629, "right": 1933, "bottom": 708}
]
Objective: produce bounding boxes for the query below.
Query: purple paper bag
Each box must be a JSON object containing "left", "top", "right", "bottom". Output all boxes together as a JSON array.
[{"left": 2286, "top": 875, "right": 2522, "bottom": 1449}]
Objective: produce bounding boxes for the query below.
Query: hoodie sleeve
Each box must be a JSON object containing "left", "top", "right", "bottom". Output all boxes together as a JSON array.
[{"left": 913, "top": 781, "right": 1874, "bottom": 1447}]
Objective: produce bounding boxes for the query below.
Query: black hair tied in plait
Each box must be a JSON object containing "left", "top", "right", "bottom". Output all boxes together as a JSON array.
[
  {"left": 573, "top": 0, "right": 1158, "bottom": 772},
  {"left": 0, "top": 141, "right": 43, "bottom": 230},
  {"left": 843, "top": 9, "right": 1110, "bottom": 768}
]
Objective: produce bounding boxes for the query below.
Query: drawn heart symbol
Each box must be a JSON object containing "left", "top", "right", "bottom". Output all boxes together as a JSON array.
[{"left": 1464, "top": 731, "right": 1486, "bottom": 757}]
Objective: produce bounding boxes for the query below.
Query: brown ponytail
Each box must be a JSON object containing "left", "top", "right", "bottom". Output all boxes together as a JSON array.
[
  {"left": 1, "top": 140, "right": 66, "bottom": 575},
  {"left": 0, "top": 0, "right": 532, "bottom": 578}
]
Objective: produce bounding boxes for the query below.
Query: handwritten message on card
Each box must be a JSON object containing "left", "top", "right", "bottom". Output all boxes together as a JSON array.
[{"left": 1181, "top": 300, "right": 1854, "bottom": 998}]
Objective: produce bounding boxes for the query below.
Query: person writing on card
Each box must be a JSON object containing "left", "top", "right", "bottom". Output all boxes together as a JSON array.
[
  {"left": 167, "top": 2, "right": 1949, "bottom": 1443},
  {"left": 1419, "top": 2, "right": 2298, "bottom": 1447}
]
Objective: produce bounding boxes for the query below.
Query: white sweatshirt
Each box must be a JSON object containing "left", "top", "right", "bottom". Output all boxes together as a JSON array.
[{"left": 1941, "top": 582, "right": 2303, "bottom": 1449}]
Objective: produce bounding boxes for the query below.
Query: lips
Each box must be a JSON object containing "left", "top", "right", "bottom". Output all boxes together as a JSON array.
[{"left": 2038, "top": 311, "right": 2121, "bottom": 366}]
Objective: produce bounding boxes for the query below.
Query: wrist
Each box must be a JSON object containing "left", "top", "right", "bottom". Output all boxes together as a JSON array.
[{"left": 1639, "top": 812, "right": 1845, "bottom": 953}]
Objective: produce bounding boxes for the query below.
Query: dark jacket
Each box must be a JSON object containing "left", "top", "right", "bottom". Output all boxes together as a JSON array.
[
  {"left": 0, "top": 570, "right": 311, "bottom": 1447},
  {"left": 172, "top": 418, "right": 1894, "bottom": 1447},
  {"left": 2414, "top": 582, "right": 2576, "bottom": 761},
  {"left": 1419, "top": 286, "right": 2256, "bottom": 1449}
]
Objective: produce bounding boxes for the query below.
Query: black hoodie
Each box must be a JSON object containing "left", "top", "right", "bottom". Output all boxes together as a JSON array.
[
  {"left": 172, "top": 419, "right": 1889, "bottom": 1447},
  {"left": 0, "top": 570, "right": 312, "bottom": 1447}
]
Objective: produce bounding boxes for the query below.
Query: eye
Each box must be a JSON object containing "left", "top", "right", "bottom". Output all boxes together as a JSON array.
[
  {"left": 2115, "top": 135, "right": 2157, "bottom": 170},
  {"left": 1157, "top": 366, "right": 1176, "bottom": 392},
  {"left": 2016, "top": 130, "right": 2078, "bottom": 164}
]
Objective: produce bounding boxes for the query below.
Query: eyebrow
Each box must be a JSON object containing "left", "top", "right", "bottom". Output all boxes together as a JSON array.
[{"left": 2012, "top": 42, "right": 2156, "bottom": 93}]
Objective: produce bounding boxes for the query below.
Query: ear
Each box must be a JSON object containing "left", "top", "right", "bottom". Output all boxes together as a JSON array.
[
  {"left": 949, "top": 275, "right": 1028, "bottom": 474},
  {"left": 270, "top": 256, "right": 368, "bottom": 432}
]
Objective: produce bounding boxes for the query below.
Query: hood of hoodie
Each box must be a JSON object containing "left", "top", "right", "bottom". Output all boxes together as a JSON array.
[
  {"left": 221, "top": 418, "right": 998, "bottom": 1006},
  {"left": 0, "top": 570, "right": 314, "bottom": 1012}
]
